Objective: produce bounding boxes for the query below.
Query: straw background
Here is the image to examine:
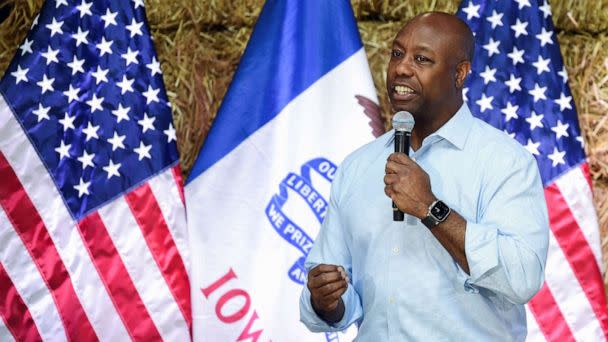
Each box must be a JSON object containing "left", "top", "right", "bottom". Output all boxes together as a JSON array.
[{"left": 1, "top": 0, "right": 607, "bottom": 289}]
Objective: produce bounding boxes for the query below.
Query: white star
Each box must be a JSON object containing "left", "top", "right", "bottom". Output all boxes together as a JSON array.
[
  {"left": 86, "top": 94, "right": 104, "bottom": 113},
  {"left": 551, "top": 120, "right": 570, "bottom": 139},
  {"left": 576, "top": 136, "right": 585, "bottom": 147},
  {"left": 91, "top": 66, "right": 109, "bottom": 85},
  {"left": 11, "top": 65, "right": 28, "bottom": 84},
  {"left": 524, "top": 139, "right": 541, "bottom": 156},
  {"left": 147, "top": 57, "right": 162, "bottom": 76},
  {"left": 41, "top": 46, "right": 60, "bottom": 65},
  {"left": 102, "top": 160, "right": 121, "bottom": 179},
  {"left": 504, "top": 130, "right": 516, "bottom": 139},
  {"left": 45, "top": 17, "right": 64, "bottom": 37},
  {"left": 514, "top": 0, "right": 531, "bottom": 10},
  {"left": 138, "top": 113, "right": 156, "bottom": 133},
  {"left": 132, "top": 0, "right": 145, "bottom": 8},
  {"left": 528, "top": 84, "right": 547, "bottom": 102},
  {"left": 82, "top": 122, "right": 100, "bottom": 141},
  {"left": 526, "top": 111, "right": 544, "bottom": 130},
  {"left": 501, "top": 102, "right": 519, "bottom": 122},
  {"left": 67, "top": 56, "right": 85, "bottom": 75},
  {"left": 555, "top": 92, "right": 573, "bottom": 111},
  {"left": 462, "top": 87, "right": 468, "bottom": 102},
  {"left": 76, "top": 0, "right": 93, "bottom": 18},
  {"left": 507, "top": 46, "right": 525, "bottom": 66},
  {"left": 72, "top": 27, "right": 89, "bottom": 47},
  {"left": 77, "top": 150, "right": 95, "bottom": 169},
  {"left": 536, "top": 27, "right": 554, "bottom": 47},
  {"left": 55, "top": 140, "right": 71, "bottom": 160},
  {"left": 100, "top": 9, "right": 118, "bottom": 28},
  {"left": 19, "top": 38, "right": 33, "bottom": 55},
  {"left": 540, "top": 1, "right": 552, "bottom": 19},
  {"left": 58, "top": 112, "right": 76, "bottom": 131},
  {"left": 107, "top": 131, "right": 126, "bottom": 151},
  {"left": 111, "top": 104, "right": 131, "bottom": 123},
  {"left": 121, "top": 48, "right": 139, "bottom": 66},
  {"left": 548, "top": 147, "right": 566, "bottom": 167},
  {"left": 483, "top": 38, "right": 500, "bottom": 57},
  {"left": 532, "top": 55, "right": 551, "bottom": 75},
  {"left": 74, "top": 178, "right": 91, "bottom": 198},
  {"left": 36, "top": 74, "right": 55, "bottom": 94},
  {"left": 462, "top": 1, "right": 480, "bottom": 20},
  {"left": 486, "top": 10, "right": 503, "bottom": 29},
  {"left": 32, "top": 14, "right": 39, "bottom": 28},
  {"left": 511, "top": 19, "right": 528, "bottom": 38},
  {"left": 142, "top": 86, "right": 160, "bottom": 104},
  {"left": 116, "top": 75, "right": 134, "bottom": 94},
  {"left": 479, "top": 66, "right": 497, "bottom": 85},
  {"left": 55, "top": 0, "right": 68, "bottom": 7},
  {"left": 476, "top": 94, "right": 494, "bottom": 113},
  {"left": 134, "top": 141, "right": 152, "bottom": 160},
  {"left": 164, "top": 123, "right": 176, "bottom": 142},
  {"left": 32, "top": 104, "right": 50, "bottom": 122},
  {"left": 63, "top": 84, "right": 80, "bottom": 103},
  {"left": 96, "top": 37, "right": 113, "bottom": 56},
  {"left": 126, "top": 19, "right": 144, "bottom": 38},
  {"left": 558, "top": 66, "right": 568, "bottom": 84}
]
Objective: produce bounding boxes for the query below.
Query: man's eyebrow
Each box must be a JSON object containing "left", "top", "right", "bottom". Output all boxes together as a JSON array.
[{"left": 391, "top": 41, "right": 435, "bottom": 55}]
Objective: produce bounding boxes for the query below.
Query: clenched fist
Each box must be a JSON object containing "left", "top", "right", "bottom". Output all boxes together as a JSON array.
[{"left": 307, "top": 264, "right": 348, "bottom": 323}]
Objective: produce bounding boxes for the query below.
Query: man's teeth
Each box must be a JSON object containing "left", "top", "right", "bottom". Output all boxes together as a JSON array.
[{"left": 395, "top": 85, "right": 413, "bottom": 95}]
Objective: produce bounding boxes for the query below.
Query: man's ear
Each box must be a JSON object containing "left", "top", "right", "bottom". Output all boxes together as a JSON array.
[{"left": 455, "top": 61, "right": 471, "bottom": 89}]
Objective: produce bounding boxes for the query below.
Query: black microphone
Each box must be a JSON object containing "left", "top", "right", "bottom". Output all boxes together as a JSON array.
[{"left": 391, "top": 111, "right": 415, "bottom": 221}]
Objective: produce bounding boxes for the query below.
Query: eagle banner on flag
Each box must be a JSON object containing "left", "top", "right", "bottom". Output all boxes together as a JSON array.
[
  {"left": 186, "top": 0, "right": 381, "bottom": 340},
  {"left": 0, "top": 0, "right": 191, "bottom": 340},
  {"left": 456, "top": 0, "right": 608, "bottom": 340}
]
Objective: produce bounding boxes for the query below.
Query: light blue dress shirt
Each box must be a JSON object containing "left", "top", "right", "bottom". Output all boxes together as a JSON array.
[{"left": 300, "top": 104, "right": 549, "bottom": 341}]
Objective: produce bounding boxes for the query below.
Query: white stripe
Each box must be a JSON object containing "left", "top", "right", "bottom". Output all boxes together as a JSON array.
[
  {"left": 0, "top": 207, "right": 66, "bottom": 342},
  {"left": 544, "top": 230, "right": 603, "bottom": 341},
  {"left": 0, "top": 96, "right": 130, "bottom": 341},
  {"left": 147, "top": 168, "right": 190, "bottom": 274},
  {"left": 0, "top": 315, "right": 16, "bottom": 342},
  {"left": 525, "top": 305, "right": 545, "bottom": 341},
  {"left": 98, "top": 196, "right": 189, "bottom": 341},
  {"left": 554, "top": 166, "right": 602, "bottom": 268}
]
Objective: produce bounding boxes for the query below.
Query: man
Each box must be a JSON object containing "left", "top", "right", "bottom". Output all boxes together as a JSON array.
[{"left": 299, "top": 12, "right": 549, "bottom": 340}]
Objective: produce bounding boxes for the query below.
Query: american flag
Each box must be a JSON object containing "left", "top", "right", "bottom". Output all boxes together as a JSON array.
[
  {"left": 0, "top": 0, "right": 191, "bottom": 340},
  {"left": 457, "top": 0, "right": 608, "bottom": 340}
]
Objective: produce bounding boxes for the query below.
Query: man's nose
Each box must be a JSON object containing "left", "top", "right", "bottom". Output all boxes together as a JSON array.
[{"left": 395, "top": 57, "right": 414, "bottom": 77}]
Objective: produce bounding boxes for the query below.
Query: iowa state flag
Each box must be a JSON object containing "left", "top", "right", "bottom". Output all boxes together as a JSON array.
[{"left": 186, "top": 0, "right": 381, "bottom": 340}]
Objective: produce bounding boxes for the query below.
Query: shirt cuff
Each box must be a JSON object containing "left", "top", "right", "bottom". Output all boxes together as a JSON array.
[{"left": 464, "top": 222, "right": 499, "bottom": 284}]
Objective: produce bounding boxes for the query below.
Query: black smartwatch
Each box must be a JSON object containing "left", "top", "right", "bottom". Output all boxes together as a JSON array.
[{"left": 421, "top": 200, "right": 451, "bottom": 229}]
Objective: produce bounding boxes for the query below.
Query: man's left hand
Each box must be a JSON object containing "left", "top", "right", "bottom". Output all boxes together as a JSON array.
[{"left": 384, "top": 152, "right": 436, "bottom": 219}]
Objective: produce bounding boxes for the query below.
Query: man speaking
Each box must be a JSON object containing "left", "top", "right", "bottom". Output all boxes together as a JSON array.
[{"left": 299, "top": 12, "right": 549, "bottom": 340}]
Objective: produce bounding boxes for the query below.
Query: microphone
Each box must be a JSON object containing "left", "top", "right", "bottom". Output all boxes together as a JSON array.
[{"left": 391, "top": 111, "right": 415, "bottom": 221}]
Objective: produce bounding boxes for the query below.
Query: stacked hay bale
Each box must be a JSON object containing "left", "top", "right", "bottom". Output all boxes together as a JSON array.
[{"left": 1, "top": 0, "right": 607, "bottom": 276}]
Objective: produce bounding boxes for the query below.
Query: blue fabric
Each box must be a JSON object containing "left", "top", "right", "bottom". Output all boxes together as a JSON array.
[
  {"left": 300, "top": 104, "right": 549, "bottom": 340},
  {"left": 187, "top": 0, "right": 363, "bottom": 183}
]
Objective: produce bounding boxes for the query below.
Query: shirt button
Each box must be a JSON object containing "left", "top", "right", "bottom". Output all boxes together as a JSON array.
[
  {"left": 392, "top": 246, "right": 399, "bottom": 254},
  {"left": 412, "top": 157, "right": 417, "bottom": 162},
  {"left": 389, "top": 296, "right": 396, "bottom": 304}
]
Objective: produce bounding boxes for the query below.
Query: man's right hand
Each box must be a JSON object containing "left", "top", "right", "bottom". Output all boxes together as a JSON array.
[{"left": 307, "top": 264, "right": 349, "bottom": 324}]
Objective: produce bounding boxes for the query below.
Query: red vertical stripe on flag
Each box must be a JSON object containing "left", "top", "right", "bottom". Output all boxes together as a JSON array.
[
  {"left": 581, "top": 162, "right": 593, "bottom": 190},
  {"left": 0, "top": 152, "right": 96, "bottom": 341},
  {"left": 124, "top": 183, "right": 192, "bottom": 330},
  {"left": 528, "top": 283, "right": 576, "bottom": 342},
  {"left": 545, "top": 184, "right": 608, "bottom": 337},
  {"left": 0, "top": 262, "right": 43, "bottom": 342},
  {"left": 172, "top": 165, "right": 185, "bottom": 205},
  {"left": 77, "top": 212, "right": 162, "bottom": 341}
]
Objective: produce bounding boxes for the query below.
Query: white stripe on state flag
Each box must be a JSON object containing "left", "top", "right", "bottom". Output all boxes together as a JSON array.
[
  {"left": 98, "top": 197, "right": 190, "bottom": 341},
  {"left": 0, "top": 97, "right": 130, "bottom": 341},
  {"left": 544, "top": 229, "right": 603, "bottom": 341},
  {"left": 555, "top": 166, "right": 602, "bottom": 268},
  {"left": 147, "top": 168, "right": 190, "bottom": 275},
  {"left": 525, "top": 305, "right": 544, "bottom": 341},
  {"left": 0, "top": 206, "right": 66, "bottom": 341},
  {"left": 0, "top": 317, "right": 15, "bottom": 342}
]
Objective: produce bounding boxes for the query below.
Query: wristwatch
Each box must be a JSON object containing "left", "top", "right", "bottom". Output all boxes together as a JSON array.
[{"left": 421, "top": 200, "right": 451, "bottom": 229}]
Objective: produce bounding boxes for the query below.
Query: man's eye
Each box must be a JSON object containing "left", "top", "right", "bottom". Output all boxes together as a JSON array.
[
  {"left": 392, "top": 50, "right": 403, "bottom": 58},
  {"left": 415, "top": 55, "right": 430, "bottom": 62}
]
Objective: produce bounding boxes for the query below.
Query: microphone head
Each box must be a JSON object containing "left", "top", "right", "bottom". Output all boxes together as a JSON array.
[{"left": 392, "top": 111, "right": 415, "bottom": 133}]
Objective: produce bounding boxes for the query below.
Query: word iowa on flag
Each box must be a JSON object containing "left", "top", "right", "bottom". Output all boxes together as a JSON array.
[
  {"left": 457, "top": 0, "right": 608, "bottom": 341},
  {"left": 0, "top": 0, "right": 191, "bottom": 341}
]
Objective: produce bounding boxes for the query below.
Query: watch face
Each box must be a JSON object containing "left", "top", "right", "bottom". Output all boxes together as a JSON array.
[{"left": 431, "top": 201, "right": 450, "bottom": 220}]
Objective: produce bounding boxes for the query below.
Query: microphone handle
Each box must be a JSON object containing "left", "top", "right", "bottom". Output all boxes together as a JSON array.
[{"left": 393, "top": 131, "right": 409, "bottom": 221}]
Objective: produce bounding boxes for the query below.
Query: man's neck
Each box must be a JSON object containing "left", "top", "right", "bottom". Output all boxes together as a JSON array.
[{"left": 410, "top": 99, "right": 463, "bottom": 151}]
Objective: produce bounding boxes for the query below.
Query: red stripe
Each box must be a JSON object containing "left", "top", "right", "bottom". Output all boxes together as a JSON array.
[
  {"left": 0, "top": 262, "right": 43, "bottom": 342},
  {"left": 545, "top": 184, "right": 608, "bottom": 337},
  {"left": 125, "top": 183, "right": 192, "bottom": 331},
  {"left": 528, "top": 283, "right": 576, "bottom": 342},
  {"left": 581, "top": 162, "right": 593, "bottom": 190},
  {"left": 0, "top": 152, "right": 97, "bottom": 341},
  {"left": 172, "top": 165, "right": 185, "bottom": 205},
  {"left": 77, "top": 212, "right": 162, "bottom": 341}
]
